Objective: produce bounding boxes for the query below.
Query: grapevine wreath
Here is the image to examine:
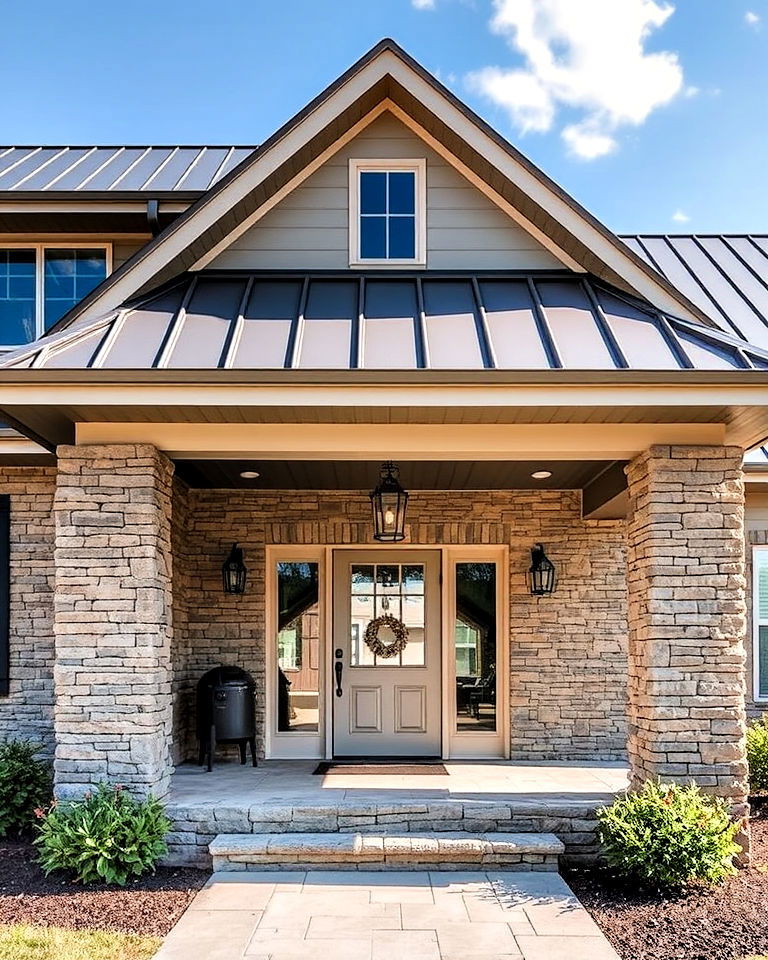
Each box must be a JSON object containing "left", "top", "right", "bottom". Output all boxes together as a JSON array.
[{"left": 363, "top": 613, "right": 409, "bottom": 658}]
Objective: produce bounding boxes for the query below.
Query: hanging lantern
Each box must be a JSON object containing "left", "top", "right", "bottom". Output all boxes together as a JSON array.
[
  {"left": 370, "top": 461, "right": 409, "bottom": 542},
  {"left": 222, "top": 543, "right": 247, "bottom": 594},
  {"left": 528, "top": 543, "right": 556, "bottom": 596}
]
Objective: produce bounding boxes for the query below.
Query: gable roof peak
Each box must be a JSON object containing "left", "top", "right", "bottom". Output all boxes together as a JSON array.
[{"left": 49, "top": 38, "right": 723, "bottom": 337}]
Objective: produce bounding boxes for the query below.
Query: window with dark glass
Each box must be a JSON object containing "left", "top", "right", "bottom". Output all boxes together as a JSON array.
[
  {"left": 276, "top": 561, "right": 320, "bottom": 732},
  {"left": 43, "top": 248, "right": 107, "bottom": 329},
  {"left": 454, "top": 562, "right": 497, "bottom": 731},
  {"left": 0, "top": 249, "right": 36, "bottom": 346},
  {"left": 0, "top": 246, "right": 108, "bottom": 345},
  {"left": 359, "top": 170, "right": 416, "bottom": 260},
  {"left": 755, "top": 549, "right": 768, "bottom": 700}
]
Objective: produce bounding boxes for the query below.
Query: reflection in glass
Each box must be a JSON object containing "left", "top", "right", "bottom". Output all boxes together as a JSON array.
[
  {"left": 43, "top": 248, "right": 107, "bottom": 329},
  {"left": 455, "top": 562, "right": 497, "bottom": 732},
  {"left": 276, "top": 562, "right": 319, "bottom": 732},
  {"left": 350, "top": 563, "right": 425, "bottom": 666},
  {"left": 0, "top": 249, "right": 36, "bottom": 345}
]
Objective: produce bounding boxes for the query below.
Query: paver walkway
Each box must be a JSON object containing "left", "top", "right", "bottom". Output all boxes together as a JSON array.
[{"left": 154, "top": 870, "right": 621, "bottom": 960}]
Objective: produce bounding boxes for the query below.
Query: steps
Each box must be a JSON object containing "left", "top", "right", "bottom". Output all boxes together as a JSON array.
[{"left": 209, "top": 831, "right": 565, "bottom": 872}]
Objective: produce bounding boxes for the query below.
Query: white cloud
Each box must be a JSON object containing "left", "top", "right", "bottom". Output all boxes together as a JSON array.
[
  {"left": 466, "top": 0, "right": 685, "bottom": 159},
  {"left": 672, "top": 209, "right": 690, "bottom": 223},
  {"left": 412, "top": 0, "right": 436, "bottom": 9},
  {"left": 746, "top": 10, "right": 761, "bottom": 26}
]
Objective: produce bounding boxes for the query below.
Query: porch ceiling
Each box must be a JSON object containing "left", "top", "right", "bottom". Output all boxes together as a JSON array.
[{"left": 173, "top": 457, "right": 615, "bottom": 491}]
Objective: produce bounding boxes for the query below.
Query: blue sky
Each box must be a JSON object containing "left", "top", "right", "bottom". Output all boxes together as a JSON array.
[{"left": 1, "top": 0, "right": 766, "bottom": 233}]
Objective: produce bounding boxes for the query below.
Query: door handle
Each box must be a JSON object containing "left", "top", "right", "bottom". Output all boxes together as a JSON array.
[{"left": 334, "top": 659, "right": 343, "bottom": 698}]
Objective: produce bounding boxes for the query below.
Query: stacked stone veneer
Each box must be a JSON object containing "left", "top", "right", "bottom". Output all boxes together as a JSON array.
[
  {"left": 625, "top": 445, "right": 749, "bottom": 818},
  {"left": 52, "top": 445, "right": 175, "bottom": 798},
  {"left": 0, "top": 467, "right": 57, "bottom": 752},
  {"left": 173, "top": 486, "right": 628, "bottom": 763},
  {"left": 166, "top": 796, "right": 601, "bottom": 868}
]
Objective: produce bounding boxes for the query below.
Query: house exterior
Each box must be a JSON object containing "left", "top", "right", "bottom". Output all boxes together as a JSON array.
[{"left": 0, "top": 41, "right": 766, "bottom": 852}]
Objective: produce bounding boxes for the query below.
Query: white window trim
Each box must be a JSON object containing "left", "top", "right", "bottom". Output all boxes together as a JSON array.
[
  {"left": 753, "top": 544, "right": 768, "bottom": 703},
  {"left": 348, "top": 158, "right": 426, "bottom": 268},
  {"left": 0, "top": 242, "right": 112, "bottom": 350}
]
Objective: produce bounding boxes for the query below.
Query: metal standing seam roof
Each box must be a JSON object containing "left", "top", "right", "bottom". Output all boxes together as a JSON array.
[
  {"left": 0, "top": 146, "right": 256, "bottom": 194},
  {"left": 621, "top": 235, "right": 768, "bottom": 351},
  {"left": 3, "top": 272, "right": 768, "bottom": 372}
]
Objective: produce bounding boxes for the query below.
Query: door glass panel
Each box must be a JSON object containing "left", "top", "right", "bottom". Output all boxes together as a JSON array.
[
  {"left": 455, "top": 562, "right": 497, "bottom": 732},
  {"left": 276, "top": 561, "right": 319, "bottom": 733},
  {"left": 350, "top": 562, "right": 426, "bottom": 666}
]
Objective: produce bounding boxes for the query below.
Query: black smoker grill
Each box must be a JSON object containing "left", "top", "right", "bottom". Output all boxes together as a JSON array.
[{"left": 196, "top": 666, "right": 257, "bottom": 772}]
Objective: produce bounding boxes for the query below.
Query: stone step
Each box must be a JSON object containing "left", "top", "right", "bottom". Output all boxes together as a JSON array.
[{"left": 209, "top": 831, "right": 565, "bottom": 872}]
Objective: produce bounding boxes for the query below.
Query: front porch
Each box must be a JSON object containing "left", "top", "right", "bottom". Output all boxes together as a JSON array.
[{"left": 164, "top": 759, "right": 630, "bottom": 867}]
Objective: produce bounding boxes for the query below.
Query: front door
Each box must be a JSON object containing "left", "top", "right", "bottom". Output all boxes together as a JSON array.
[{"left": 332, "top": 550, "right": 441, "bottom": 757}]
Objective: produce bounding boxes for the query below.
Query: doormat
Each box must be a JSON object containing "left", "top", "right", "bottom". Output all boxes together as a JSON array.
[{"left": 313, "top": 761, "right": 448, "bottom": 776}]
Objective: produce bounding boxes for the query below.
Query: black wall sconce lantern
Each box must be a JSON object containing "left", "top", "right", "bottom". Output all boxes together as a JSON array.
[
  {"left": 370, "top": 461, "right": 409, "bottom": 542},
  {"left": 222, "top": 543, "right": 247, "bottom": 594},
  {"left": 528, "top": 543, "right": 556, "bottom": 596}
]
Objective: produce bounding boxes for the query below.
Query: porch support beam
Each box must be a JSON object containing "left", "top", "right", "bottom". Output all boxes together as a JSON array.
[
  {"left": 625, "top": 444, "right": 749, "bottom": 848},
  {"left": 74, "top": 422, "right": 727, "bottom": 461},
  {"left": 52, "top": 443, "right": 175, "bottom": 799}
]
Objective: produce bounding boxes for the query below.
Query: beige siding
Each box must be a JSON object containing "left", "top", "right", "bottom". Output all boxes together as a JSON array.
[
  {"left": 209, "top": 113, "right": 563, "bottom": 271},
  {"left": 113, "top": 240, "right": 148, "bottom": 270}
]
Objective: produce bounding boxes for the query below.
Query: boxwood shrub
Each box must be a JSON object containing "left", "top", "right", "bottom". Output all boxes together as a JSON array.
[
  {"left": 597, "top": 780, "right": 741, "bottom": 890},
  {"left": 747, "top": 714, "right": 768, "bottom": 794},
  {"left": 35, "top": 783, "right": 170, "bottom": 886},
  {"left": 0, "top": 740, "right": 52, "bottom": 837}
]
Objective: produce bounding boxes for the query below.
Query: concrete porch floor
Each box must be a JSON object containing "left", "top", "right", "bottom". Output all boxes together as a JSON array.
[
  {"left": 163, "top": 761, "right": 629, "bottom": 867},
  {"left": 169, "top": 760, "right": 629, "bottom": 807}
]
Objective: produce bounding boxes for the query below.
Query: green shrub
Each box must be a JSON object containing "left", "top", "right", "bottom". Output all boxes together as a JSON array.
[
  {"left": 0, "top": 740, "right": 52, "bottom": 837},
  {"left": 747, "top": 715, "right": 768, "bottom": 794},
  {"left": 35, "top": 783, "right": 170, "bottom": 886},
  {"left": 597, "top": 780, "right": 741, "bottom": 890}
]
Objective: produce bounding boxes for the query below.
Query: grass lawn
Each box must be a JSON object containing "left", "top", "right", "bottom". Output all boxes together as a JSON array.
[{"left": 0, "top": 925, "right": 161, "bottom": 960}]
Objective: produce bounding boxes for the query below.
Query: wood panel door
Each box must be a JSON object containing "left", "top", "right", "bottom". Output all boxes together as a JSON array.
[{"left": 332, "top": 550, "right": 441, "bottom": 757}]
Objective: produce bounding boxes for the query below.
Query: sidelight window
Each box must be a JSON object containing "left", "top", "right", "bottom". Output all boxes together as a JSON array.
[{"left": 276, "top": 561, "right": 320, "bottom": 732}]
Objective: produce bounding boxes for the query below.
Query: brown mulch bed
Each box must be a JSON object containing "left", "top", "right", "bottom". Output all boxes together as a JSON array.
[
  {"left": 0, "top": 838, "right": 207, "bottom": 938},
  {"left": 565, "top": 811, "right": 768, "bottom": 960}
]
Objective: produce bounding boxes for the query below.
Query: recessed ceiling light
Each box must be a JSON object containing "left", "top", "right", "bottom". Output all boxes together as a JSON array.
[
  {"left": 239, "top": 470, "right": 260, "bottom": 480},
  {"left": 531, "top": 470, "right": 552, "bottom": 480}
]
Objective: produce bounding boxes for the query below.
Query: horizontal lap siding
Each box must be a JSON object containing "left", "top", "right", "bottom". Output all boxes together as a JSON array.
[{"left": 209, "top": 113, "right": 563, "bottom": 271}]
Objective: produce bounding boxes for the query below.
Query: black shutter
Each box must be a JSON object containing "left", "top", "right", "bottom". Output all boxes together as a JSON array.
[{"left": 0, "top": 496, "right": 9, "bottom": 696}]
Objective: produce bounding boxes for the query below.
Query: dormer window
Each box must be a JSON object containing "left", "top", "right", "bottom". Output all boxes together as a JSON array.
[{"left": 349, "top": 159, "right": 426, "bottom": 266}]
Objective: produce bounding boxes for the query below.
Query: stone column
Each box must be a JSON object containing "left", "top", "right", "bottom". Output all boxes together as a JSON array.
[
  {"left": 625, "top": 445, "right": 749, "bottom": 831},
  {"left": 52, "top": 444, "right": 175, "bottom": 799}
]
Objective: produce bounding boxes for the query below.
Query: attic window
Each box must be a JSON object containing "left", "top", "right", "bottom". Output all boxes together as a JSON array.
[{"left": 349, "top": 159, "right": 426, "bottom": 266}]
